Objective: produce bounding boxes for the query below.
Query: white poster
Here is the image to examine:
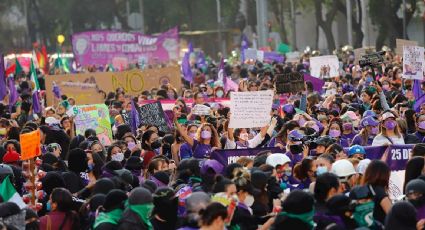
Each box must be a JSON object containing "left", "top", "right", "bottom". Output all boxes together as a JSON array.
[
  {"left": 403, "top": 46, "right": 424, "bottom": 80},
  {"left": 191, "top": 104, "right": 211, "bottom": 116},
  {"left": 310, "top": 55, "right": 339, "bottom": 79},
  {"left": 229, "top": 90, "right": 273, "bottom": 128},
  {"left": 286, "top": 51, "right": 301, "bottom": 63},
  {"left": 388, "top": 170, "right": 405, "bottom": 201}
]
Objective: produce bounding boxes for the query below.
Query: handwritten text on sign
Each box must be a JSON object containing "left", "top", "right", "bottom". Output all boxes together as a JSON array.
[
  {"left": 138, "top": 101, "right": 170, "bottom": 133},
  {"left": 20, "top": 130, "right": 41, "bottom": 160},
  {"left": 229, "top": 90, "right": 273, "bottom": 128},
  {"left": 402, "top": 46, "right": 424, "bottom": 80}
]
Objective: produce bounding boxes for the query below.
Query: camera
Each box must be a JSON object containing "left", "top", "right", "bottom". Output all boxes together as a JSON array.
[
  {"left": 359, "top": 51, "right": 385, "bottom": 68},
  {"left": 301, "top": 134, "right": 319, "bottom": 149}
]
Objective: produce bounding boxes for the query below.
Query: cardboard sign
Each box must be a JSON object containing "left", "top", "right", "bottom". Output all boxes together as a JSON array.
[
  {"left": 73, "top": 104, "right": 113, "bottom": 146},
  {"left": 275, "top": 72, "right": 305, "bottom": 94},
  {"left": 45, "top": 67, "right": 181, "bottom": 105},
  {"left": 229, "top": 90, "right": 273, "bottom": 128},
  {"left": 403, "top": 46, "right": 424, "bottom": 80},
  {"left": 191, "top": 104, "right": 211, "bottom": 116},
  {"left": 20, "top": 130, "right": 41, "bottom": 160},
  {"left": 396, "top": 39, "right": 418, "bottom": 56},
  {"left": 310, "top": 55, "right": 339, "bottom": 78},
  {"left": 138, "top": 101, "right": 170, "bottom": 132}
]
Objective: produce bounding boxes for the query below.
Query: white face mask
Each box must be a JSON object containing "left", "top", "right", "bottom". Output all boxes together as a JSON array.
[
  {"left": 111, "top": 152, "right": 124, "bottom": 162},
  {"left": 239, "top": 133, "right": 249, "bottom": 141},
  {"left": 244, "top": 194, "right": 255, "bottom": 207}
]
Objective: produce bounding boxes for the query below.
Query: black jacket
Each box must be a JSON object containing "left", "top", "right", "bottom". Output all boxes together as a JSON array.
[{"left": 117, "top": 209, "right": 148, "bottom": 230}]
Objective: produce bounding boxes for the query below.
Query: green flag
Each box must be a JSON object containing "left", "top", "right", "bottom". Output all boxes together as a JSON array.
[
  {"left": 30, "top": 59, "right": 40, "bottom": 91},
  {"left": 15, "top": 58, "right": 23, "bottom": 75},
  {"left": 0, "top": 176, "right": 26, "bottom": 209}
]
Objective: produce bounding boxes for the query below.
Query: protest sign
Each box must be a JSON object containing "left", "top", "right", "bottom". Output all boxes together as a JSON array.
[
  {"left": 191, "top": 104, "right": 211, "bottom": 116},
  {"left": 243, "top": 48, "right": 284, "bottom": 63},
  {"left": 403, "top": 46, "right": 424, "bottom": 80},
  {"left": 210, "top": 148, "right": 282, "bottom": 166},
  {"left": 275, "top": 72, "right": 305, "bottom": 94},
  {"left": 285, "top": 51, "right": 301, "bottom": 63},
  {"left": 396, "top": 39, "right": 418, "bottom": 56},
  {"left": 72, "top": 28, "right": 179, "bottom": 66},
  {"left": 310, "top": 55, "right": 339, "bottom": 78},
  {"left": 20, "top": 130, "right": 41, "bottom": 160},
  {"left": 229, "top": 90, "right": 273, "bottom": 128},
  {"left": 73, "top": 104, "right": 113, "bottom": 146},
  {"left": 138, "top": 101, "right": 170, "bottom": 133},
  {"left": 45, "top": 67, "right": 181, "bottom": 105}
]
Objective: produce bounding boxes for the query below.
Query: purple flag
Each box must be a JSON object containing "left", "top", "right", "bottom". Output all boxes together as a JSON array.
[
  {"left": 240, "top": 34, "right": 249, "bottom": 63},
  {"left": 7, "top": 77, "right": 18, "bottom": 111},
  {"left": 385, "top": 144, "right": 414, "bottom": 171},
  {"left": 303, "top": 73, "right": 325, "bottom": 93},
  {"left": 196, "top": 51, "right": 207, "bottom": 70},
  {"left": 32, "top": 91, "right": 41, "bottom": 114},
  {"left": 52, "top": 82, "right": 62, "bottom": 99},
  {"left": 130, "top": 99, "right": 140, "bottom": 134},
  {"left": 414, "top": 94, "right": 425, "bottom": 112},
  {"left": 413, "top": 80, "right": 423, "bottom": 100},
  {"left": 0, "top": 55, "right": 7, "bottom": 101},
  {"left": 181, "top": 43, "right": 193, "bottom": 82}
]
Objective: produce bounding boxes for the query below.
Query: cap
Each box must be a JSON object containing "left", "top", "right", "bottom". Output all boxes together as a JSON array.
[
  {"left": 265, "top": 153, "right": 291, "bottom": 168},
  {"left": 316, "top": 136, "right": 335, "bottom": 147},
  {"left": 363, "top": 110, "right": 377, "bottom": 118},
  {"left": 113, "top": 169, "right": 133, "bottom": 185},
  {"left": 381, "top": 111, "right": 396, "bottom": 121},
  {"left": 128, "top": 187, "right": 152, "bottom": 205},
  {"left": 272, "top": 104, "right": 280, "bottom": 110},
  {"left": 282, "top": 104, "right": 295, "bottom": 114},
  {"left": 406, "top": 179, "right": 425, "bottom": 195},
  {"left": 341, "top": 111, "right": 358, "bottom": 121},
  {"left": 288, "top": 130, "right": 305, "bottom": 142},
  {"left": 200, "top": 159, "right": 224, "bottom": 175},
  {"left": 348, "top": 145, "right": 366, "bottom": 156},
  {"left": 331, "top": 160, "right": 356, "bottom": 178},
  {"left": 360, "top": 116, "right": 379, "bottom": 127}
]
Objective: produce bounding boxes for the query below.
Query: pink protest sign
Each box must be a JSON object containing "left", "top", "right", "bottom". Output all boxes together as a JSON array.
[{"left": 71, "top": 28, "right": 179, "bottom": 67}]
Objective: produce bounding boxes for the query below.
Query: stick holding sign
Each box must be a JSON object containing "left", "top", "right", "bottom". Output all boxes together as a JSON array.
[{"left": 229, "top": 90, "right": 273, "bottom": 128}]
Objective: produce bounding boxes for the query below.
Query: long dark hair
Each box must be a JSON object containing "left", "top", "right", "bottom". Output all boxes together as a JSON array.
[
  {"left": 294, "top": 158, "right": 314, "bottom": 181},
  {"left": 362, "top": 160, "right": 390, "bottom": 189},
  {"left": 403, "top": 157, "right": 425, "bottom": 193},
  {"left": 51, "top": 188, "right": 80, "bottom": 229}
]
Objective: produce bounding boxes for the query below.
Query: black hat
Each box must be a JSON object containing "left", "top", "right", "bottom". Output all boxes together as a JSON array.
[
  {"left": 316, "top": 136, "right": 335, "bottom": 147},
  {"left": 89, "top": 194, "right": 106, "bottom": 212},
  {"left": 128, "top": 187, "right": 152, "bottom": 205},
  {"left": 405, "top": 179, "right": 425, "bottom": 194},
  {"left": 92, "top": 178, "right": 116, "bottom": 195},
  {"left": 141, "top": 180, "right": 158, "bottom": 193},
  {"left": 103, "top": 189, "right": 127, "bottom": 211},
  {"left": 67, "top": 148, "right": 88, "bottom": 173},
  {"left": 113, "top": 169, "right": 133, "bottom": 185},
  {"left": 251, "top": 170, "right": 268, "bottom": 190},
  {"left": 281, "top": 190, "right": 314, "bottom": 214}
]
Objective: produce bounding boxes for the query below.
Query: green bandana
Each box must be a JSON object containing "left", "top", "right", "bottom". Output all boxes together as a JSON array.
[
  {"left": 93, "top": 208, "right": 123, "bottom": 228},
  {"left": 129, "top": 204, "right": 154, "bottom": 230},
  {"left": 279, "top": 209, "right": 315, "bottom": 229},
  {"left": 189, "top": 176, "right": 202, "bottom": 183}
]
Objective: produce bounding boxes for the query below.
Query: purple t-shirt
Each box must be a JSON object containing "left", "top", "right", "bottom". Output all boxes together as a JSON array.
[
  {"left": 180, "top": 143, "right": 193, "bottom": 159},
  {"left": 192, "top": 140, "right": 212, "bottom": 159},
  {"left": 351, "top": 134, "right": 374, "bottom": 146}
]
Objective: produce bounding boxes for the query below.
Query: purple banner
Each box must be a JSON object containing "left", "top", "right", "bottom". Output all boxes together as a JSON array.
[
  {"left": 211, "top": 148, "right": 282, "bottom": 166},
  {"left": 263, "top": 52, "right": 284, "bottom": 63},
  {"left": 303, "top": 73, "right": 325, "bottom": 93},
  {"left": 343, "top": 144, "right": 413, "bottom": 171},
  {"left": 72, "top": 28, "right": 179, "bottom": 67}
]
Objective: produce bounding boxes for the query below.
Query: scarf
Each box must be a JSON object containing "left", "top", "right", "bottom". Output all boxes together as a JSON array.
[
  {"left": 129, "top": 204, "right": 154, "bottom": 230},
  {"left": 279, "top": 209, "right": 315, "bottom": 229},
  {"left": 93, "top": 208, "right": 123, "bottom": 228}
]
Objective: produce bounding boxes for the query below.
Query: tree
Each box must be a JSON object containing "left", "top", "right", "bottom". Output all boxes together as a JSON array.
[
  {"left": 334, "top": 0, "right": 364, "bottom": 48},
  {"left": 313, "top": 0, "right": 338, "bottom": 52},
  {"left": 369, "top": 0, "right": 418, "bottom": 49}
]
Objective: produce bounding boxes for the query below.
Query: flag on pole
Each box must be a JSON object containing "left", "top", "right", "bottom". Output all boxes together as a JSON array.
[
  {"left": 0, "top": 176, "right": 26, "bottom": 209},
  {"left": 218, "top": 58, "right": 238, "bottom": 92},
  {"left": 181, "top": 43, "right": 194, "bottom": 82},
  {"left": 5, "top": 58, "right": 23, "bottom": 76},
  {"left": 30, "top": 58, "right": 41, "bottom": 114},
  {"left": 0, "top": 54, "right": 7, "bottom": 101},
  {"left": 240, "top": 34, "right": 249, "bottom": 63}
]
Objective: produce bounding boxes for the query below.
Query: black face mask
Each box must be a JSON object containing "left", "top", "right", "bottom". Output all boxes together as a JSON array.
[
  {"left": 289, "top": 144, "right": 303, "bottom": 154},
  {"left": 409, "top": 197, "right": 425, "bottom": 208},
  {"left": 150, "top": 140, "right": 162, "bottom": 149}
]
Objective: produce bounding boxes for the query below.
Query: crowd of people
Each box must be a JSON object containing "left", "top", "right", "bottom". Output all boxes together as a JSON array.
[{"left": 0, "top": 45, "right": 425, "bottom": 230}]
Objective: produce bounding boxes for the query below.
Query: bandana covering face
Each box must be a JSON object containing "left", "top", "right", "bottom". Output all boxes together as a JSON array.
[{"left": 129, "top": 203, "right": 154, "bottom": 230}]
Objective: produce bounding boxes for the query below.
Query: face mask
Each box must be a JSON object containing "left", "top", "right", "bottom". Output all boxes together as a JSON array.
[
  {"left": 343, "top": 123, "right": 353, "bottom": 131},
  {"left": 216, "top": 90, "right": 224, "bottom": 98},
  {"left": 150, "top": 140, "right": 162, "bottom": 149},
  {"left": 298, "top": 118, "right": 306, "bottom": 127},
  {"left": 384, "top": 120, "right": 396, "bottom": 130},
  {"left": 239, "top": 133, "right": 249, "bottom": 141},
  {"left": 316, "top": 166, "right": 328, "bottom": 176},
  {"left": 418, "top": 121, "right": 425, "bottom": 130},
  {"left": 201, "top": 130, "right": 212, "bottom": 139},
  {"left": 188, "top": 132, "right": 196, "bottom": 139},
  {"left": 329, "top": 129, "right": 341, "bottom": 138},
  {"left": 87, "top": 163, "right": 94, "bottom": 172},
  {"left": 382, "top": 84, "right": 390, "bottom": 91},
  {"left": 370, "top": 126, "right": 379, "bottom": 135},
  {"left": 284, "top": 168, "right": 292, "bottom": 177},
  {"left": 111, "top": 152, "right": 124, "bottom": 162},
  {"left": 0, "top": 128, "right": 6, "bottom": 136},
  {"left": 289, "top": 144, "right": 303, "bottom": 154},
  {"left": 127, "top": 142, "right": 137, "bottom": 151},
  {"left": 46, "top": 201, "right": 52, "bottom": 211},
  {"left": 244, "top": 194, "right": 254, "bottom": 207},
  {"left": 353, "top": 201, "right": 375, "bottom": 227},
  {"left": 409, "top": 197, "right": 425, "bottom": 208}
]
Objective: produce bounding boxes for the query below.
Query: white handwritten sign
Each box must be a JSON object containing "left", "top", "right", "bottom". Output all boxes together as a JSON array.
[
  {"left": 403, "top": 46, "right": 424, "bottom": 80},
  {"left": 388, "top": 170, "right": 405, "bottom": 201},
  {"left": 310, "top": 55, "right": 339, "bottom": 79},
  {"left": 192, "top": 104, "right": 211, "bottom": 116},
  {"left": 229, "top": 90, "right": 273, "bottom": 128}
]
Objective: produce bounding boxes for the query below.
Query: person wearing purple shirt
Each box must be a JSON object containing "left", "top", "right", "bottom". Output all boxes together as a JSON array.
[
  {"left": 176, "top": 121, "right": 220, "bottom": 159},
  {"left": 414, "top": 114, "right": 425, "bottom": 143},
  {"left": 351, "top": 116, "right": 379, "bottom": 146},
  {"left": 284, "top": 129, "right": 309, "bottom": 167},
  {"left": 179, "top": 124, "right": 198, "bottom": 159}
]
